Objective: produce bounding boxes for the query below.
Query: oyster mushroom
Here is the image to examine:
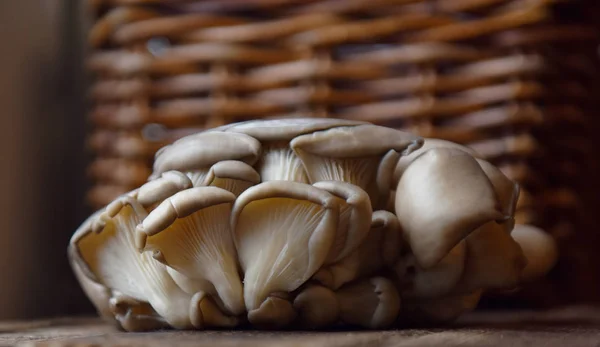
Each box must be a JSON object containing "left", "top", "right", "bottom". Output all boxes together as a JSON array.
[
  {"left": 476, "top": 159, "right": 520, "bottom": 232},
  {"left": 150, "top": 131, "right": 261, "bottom": 186},
  {"left": 453, "top": 221, "right": 526, "bottom": 294},
  {"left": 136, "top": 187, "right": 244, "bottom": 319},
  {"left": 393, "top": 138, "right": 480, "bottom": 185},
  {"left": 226, "top": 118, "right": 365, "bottom": 182},
  {"left": 395, "top": 148, "right": 505, "bottom": 268},
  {"left": 137, "top": 171, "right": 192, "bottom": 209},
  {"left": 71, "top": 197, "right": 194, "bottom": 329},
  {"left": 511, "top": 224, "right": 558, "bottom": 281},
  {"left": 293, "top": 284, "right": 340, "bottom": 329},
  {"left": 313, "top": 181, "right": 372, "bottom": 264},
  {"left": 314, "top": 210, "right": 402, "bottom": 290},
  {"left": 336, "top": 277, "right": 401, "bottom": 329},
  {"left": 291, "top": 124, "right": 423, "bottom": 208},
  {"left": 203, "top": 160, "right": 260, "bottom": 196},
  {"left": 109, "top": 292, "right": 169, "bottom": 332},
  {"left": 394, "top": 241, "right": 466, "bottom": 299},
  {"left": 231, "top": 181, "right": 339, "bottom": 327}
]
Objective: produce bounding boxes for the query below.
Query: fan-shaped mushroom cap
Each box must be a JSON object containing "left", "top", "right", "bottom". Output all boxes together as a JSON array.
[
  {"left": 137, "top": 171, "right": 192, "bottom": 208},
  {"left": 225, "top": 118, "right": 364, "bottom": 183},
  {"left": 231, "top": 181, "right": 339, "bottom": 317},
  {"left": 395, "top": 148, "right": 505, "bottom": 268},
  {"left": 313, "top": 181, "right": 372, "bottom": 264},
  {"left": 394, "top": 241, "right": 466, "bottom": 299},
  {"left": 476, "top": 159, "right": 520, "bottom": 227},
  {"left": 225, "top": 118, "right": 366, "bottom": 141},
  {"left": 336, "top": 277, "right": 401, "bottom": 329},
  {"left": 401, "top": 290, "right": 482, "bottom": 324},
  {"left": 393, "top": 139, "right": 480, "bottom": 185},
  {"left": 247, "top": 294, "right": 297, "bottom": 329},
  {"left": 314, "top": 210, "right": 402, "bottom": 290},
  {"left": 292, "top": 124, "right": 423, "bottom": 207},
  {"left": 108, "top": 293, "right": 169, "bottom": 332},
  {"left": 136, "top": 187, "right": 244, "bottom": 316},
  {"left": 293, "top": 284, "right": 340, "bottom": 329},
  {"left": 150, "top": 131, "right": 261, "bottom": 185},
  {"left": 511, "top": 224, "right": 558, "bottom": 281},
  {"left": 72, "top": 197, "right": 193, "bottom": 329},
  {"left": 204, "top": 160, "right": 260, "bottom": 196},
  {"left": 453, "top": 221, "right": 526, "bottom": 294}
]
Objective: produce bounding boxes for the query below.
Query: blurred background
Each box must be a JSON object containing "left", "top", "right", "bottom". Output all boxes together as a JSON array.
[{"left": 1, "top": 0, "right": 600, "bottom": 320}]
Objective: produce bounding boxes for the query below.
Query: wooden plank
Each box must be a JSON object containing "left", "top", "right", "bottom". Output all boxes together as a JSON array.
[{"left": 3, "top": 306, "right": 600, "bottom": 347}]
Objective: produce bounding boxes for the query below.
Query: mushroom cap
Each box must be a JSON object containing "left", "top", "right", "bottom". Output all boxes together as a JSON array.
[
  {"left": 232, "top": 181, "right": 340, "bottom": 311},
  {"left": 511, "top": 224, "right": 558, "bottom": 281},
  {"left": 209, "top": 160, "right": 261, "bottom": 183},
  {"left": 225, "top": 117, "right": 366, "bottom": 141},
  {"left": 151, "top": 131, "right": 261, "bottom": 179},
  {"left": 293, "top": 285, "right": 340, "bottom": 329},
  {"left": 336, "top": 277, "right": 401, "bottom": 329},
  {"left": 137, "top": 171, "right": 192, "bottom": 208},
  {"left": 394, "top": 138, "right": 480, "bottom": 185},
  {"left": 137, "top": 186, "right": 236, "bottom": 241},
  {"left": 291, "top": 124, "right": 423, "bottom": 158},
  {"left": 395, "top": 147, "right": 505, "bottom": 268},
  {"left": 395, "top": 241, "right": 466, "bottom": 299}
]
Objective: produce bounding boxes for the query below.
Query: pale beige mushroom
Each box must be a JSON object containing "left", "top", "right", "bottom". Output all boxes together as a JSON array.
[
  {"left": 400, "top": 290, "right": 482, "bottom": 324},
  {"left": 150, "top": 131, "right": 261, "bottom": 185},
  {"left": 313, "top": 210, "right": 402, "bottom": 290},
  {"left": 226, "top": 118, "right": 365, "bottom": 182},
  {"left": 231, "top": 181, "right": 339, "bottom": 326},
  {"left": 394, "top": 241, "right": 466, "bottom": 299},
  {"left": 336, "top": 277, "right": 401, "bottom": 329},
  {"left": 511, "top": 224, "right": 558, "bottom": 281},
  {"left": 395, "top": 148, "right": 505, "bottom": 268},
  {"left": 452, "top": 221, "right": 526, "bottom": 294},
  {"left": 136, "top": 187, "right": 244, "bottom": 319},
  {"left": 313, "top": 181, "right": 372, "bottom": 264},
  {"left": 108, "top": 292, "right": 169, "bottom": 332},
  {"left": 137, "top": 171, "right": 192, "bottom": 209},
  {"left": 291, "top": 124, "right": 423, "bottom": 208},
  {"left": 71, "top": 196, "right": 194, "bottom": 329},
  {"left": 203, "top": 160, "right": 260, "bottom": 196},
  {"left": 393, "top": 138, "right": 480, "bottom": 185},
  {"left": 293, "top": 284, "right": 340, "bottom": 329},
  {"left": 476, "top": 159, "right": 520, "bottom": 232}
]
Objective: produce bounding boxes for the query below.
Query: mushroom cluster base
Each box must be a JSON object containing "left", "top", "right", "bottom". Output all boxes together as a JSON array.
[{"left": 69, "top": 118, "right": 558, "bottom": 331}]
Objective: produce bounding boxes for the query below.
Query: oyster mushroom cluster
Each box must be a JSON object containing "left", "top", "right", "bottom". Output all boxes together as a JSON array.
[{"left": 69, "top": 118, "right": 558, "bottom": 331}]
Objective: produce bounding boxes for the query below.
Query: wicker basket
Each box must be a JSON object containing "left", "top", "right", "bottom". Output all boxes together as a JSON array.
[{"left": 85, "top": 0, "right": 600, "bottom": 305}]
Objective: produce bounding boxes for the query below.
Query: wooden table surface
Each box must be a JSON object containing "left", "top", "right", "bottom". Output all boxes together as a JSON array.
[{"left": 2, "top": 306, "right": 600, "bottom": 347}]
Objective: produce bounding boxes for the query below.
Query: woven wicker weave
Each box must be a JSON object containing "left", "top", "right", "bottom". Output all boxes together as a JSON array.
[{"left": 85, "top": 0, "right": 600, "bottom": 304}]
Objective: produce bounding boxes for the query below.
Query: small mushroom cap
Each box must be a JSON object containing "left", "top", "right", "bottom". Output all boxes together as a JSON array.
[
  {"left": 226, "top": 117, "right": 366, "bottom": 141},
  {"left": 336, "top": 277, "right": 401, "bottom": 329},
  {"left": 313, "top": 181, "right": 372, "bottom": 263},
  {"left": 137, "top": 171, "right": 192, "bottom": 208},
  {"left": 312, "top": 210, "right": 402, "bottom": 290},
  {"left": 190, "top": 291, "right": 240, "bottom": 329},
  {"left": 293, "top": 285, "right": 340, "bottom": 329},
  {"left": 511, "top": 224, "right": 558, "bottom": 281},
  {"left": 476, "top": 159, "right": 520, "bottom": 219},
  {"left": 291, "top": 124, "right": 423, "bottom": 158},
  {"left": 247, "top": 295, "right": 297, "bottom": 329},
  {"left": 395, "top": 148, "right": 505, "bottom": 268},
  {"left": 232, "top": 181, "right": 340, "bottom": 311},
  {"left": 109, "top": 293, "right": 169, "bottom": 332},
  {"left": 453, "top": 221, "right": 527, "bottom": 294},
  {"left": 137, "top": 186, "right": 236, "bottom": 241},
  {"left": 151, "top": 131, "right": 261, "bottom": 179},
  {"left": 395, "top": 241, "right": 466, "bottom": 299},
  {"left": 393, "top": 138, "right": 480, "bottom": 185},
  {"left": 209, "top": 160, "right": 260, "bottom": 183}
]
